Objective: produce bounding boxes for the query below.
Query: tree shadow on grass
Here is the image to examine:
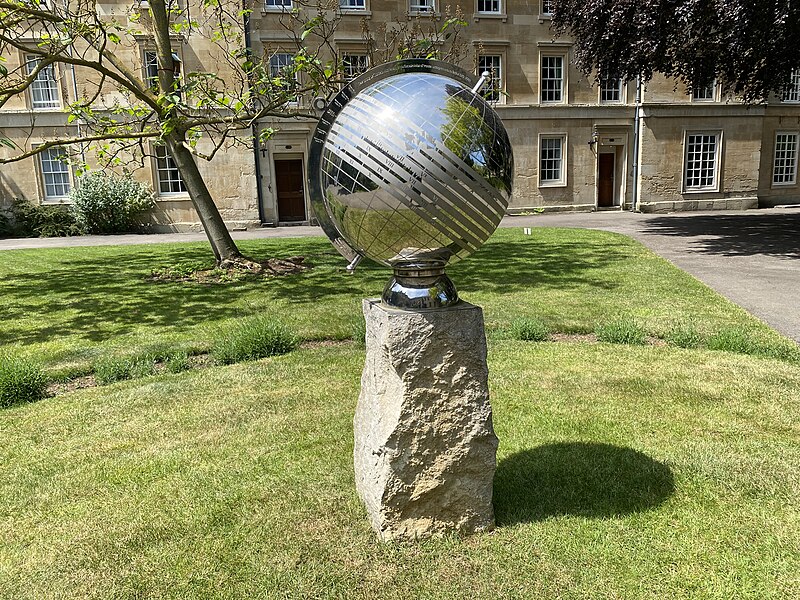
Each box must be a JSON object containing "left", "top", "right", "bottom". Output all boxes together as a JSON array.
[{"left": 494, "top": 442, "right": 675, "bottom": 525}]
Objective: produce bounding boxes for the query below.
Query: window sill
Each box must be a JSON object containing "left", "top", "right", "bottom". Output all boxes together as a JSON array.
[
  {"left": 683, "top": 187, "right": 720, "bottom": 194},
  {"left": 407, "top": 10, "right": 440, "bottom": 17},
  {"left": 771, "top": 181, "right": 797, "bottom": 188},
  {"left": 157, "top": 193, "right": 191, "bottom": 200},
  {"left": 473, "top": 12, "right": 507, "bottom": 22},
  {"left": 41, "top": 198, "right": 72, "bottom": 205},
  {"left": 339, "top": 8, "right": 370, "bottom": 16},
  {"left": 539, "top": 182, "right": 566, "bottom": 188},
  {"left": 262, "top": 6, "right": 293, "bottom": 13}
]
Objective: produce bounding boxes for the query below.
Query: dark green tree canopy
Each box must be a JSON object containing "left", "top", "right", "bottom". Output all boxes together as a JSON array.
[{"left": 551, "top": 0, "right": 800, "bottom": 103}]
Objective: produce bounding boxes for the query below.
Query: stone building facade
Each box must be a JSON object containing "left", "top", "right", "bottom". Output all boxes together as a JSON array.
[{"left": 2, "top": 0, "right": 800, "bottom": 231}]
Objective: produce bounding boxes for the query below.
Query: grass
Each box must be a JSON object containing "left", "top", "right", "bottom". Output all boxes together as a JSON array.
[
  {"left": 596, "top": 317, "right": 648, "bottom": 345},
  {"left": 0, "top": 344, "right": 797, "bottom": 598},
  {"left": 211, "top": 315, "right": 299, "bottom": 365},
  {"left": 508, "top": 317, "right": 550, "bottom": 341},
  {"left": 0, "top": 228, "right": 798, "bottom": 597},
  {"left": 0, "top": 228, "right": 794, "bottom": 375},
  {"left": 0, "top": 353, "right": 47, "bottom": 407}
]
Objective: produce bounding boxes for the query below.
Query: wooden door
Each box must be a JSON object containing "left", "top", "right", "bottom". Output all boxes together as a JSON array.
[
  {"left": 598, "top": 152, "right": 615, "bottom": 208},
  {"left": 275, "top": 159, "right": 306, "bottom": 222}
]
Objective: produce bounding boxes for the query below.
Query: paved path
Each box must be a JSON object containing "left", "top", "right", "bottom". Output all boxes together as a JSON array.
[{"left": 2, "top": 208, "right": 798, "bottom": 342}]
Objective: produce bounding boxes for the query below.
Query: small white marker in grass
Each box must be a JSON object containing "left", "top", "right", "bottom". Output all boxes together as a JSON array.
[{"left": 523, "top": 227, "right": 532, "bottom": 235}]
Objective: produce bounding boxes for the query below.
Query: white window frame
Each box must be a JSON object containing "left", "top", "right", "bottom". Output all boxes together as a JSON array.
[
  {"left": 540, "top": 0, "right": 554, "bottom": 17},
  {"left": 269, "top": 52, "right": 298, "bottom": 104},
  {"left": 409, "top": 0, "right": 435, "bottom": 13},
  {"left": 540, "top": 53, "right": 566, "bottom": 104},
  {"left": 25, "top": 55, "right": 61, "bottom": 110},
  {"left": 691, "top": 80, "right": 717, "bottom": 102},
  {"left": 538, "top": 133, "right": 567, "bottom": 187},
  {"left": 477, "top": 54, "right": 503, "bottom": 104},
  {"left": 782, "top": 70, "right": 800, "bottom": 103},
  {"left": 341, "top": 53, "right": 368, "bottom": 82},
  {"left": 264, "top": 0, "right": 292, "bottom": 10},
  {"left": 476, "top": 0, "right": 500, "bottom": 14},
  {"left": 599, "top": 77, "right": 623, "bottom": 104},
  {"left": 153, "top": 145, "right": 188, "bottom": 196},
  {"left": 339, "top": 0, "right": 365, "bottom": 9},
  {"left": 37, "top": 146, "right": 72, "bottom": 202},
  {"left": 683, "top": 131, "right": 721, "bottom": 192},
  {"left": 143, "top": 50, "right": 159, "bottom": 90},
  {"left": 773, "top": 131, "right": 799, "bottom": 186}
]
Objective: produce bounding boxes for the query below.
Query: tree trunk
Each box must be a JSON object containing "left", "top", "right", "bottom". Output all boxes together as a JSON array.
[{"left": 166, "top": 135, "right": 245, "bottom": 264}]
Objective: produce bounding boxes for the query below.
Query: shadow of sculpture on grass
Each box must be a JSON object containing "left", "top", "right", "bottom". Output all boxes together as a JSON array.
[{"left": 494, "top": 442, "right": 675, "bottom": 525}]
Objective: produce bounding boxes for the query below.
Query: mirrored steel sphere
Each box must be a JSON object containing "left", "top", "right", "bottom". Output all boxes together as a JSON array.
[{"left": 308, "top": 59, "right": 514, "bottom": 308}]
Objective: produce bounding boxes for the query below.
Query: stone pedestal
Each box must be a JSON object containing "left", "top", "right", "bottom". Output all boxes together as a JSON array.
[{"left": 354, "top": 299, "right": 499, "bottom": 541}]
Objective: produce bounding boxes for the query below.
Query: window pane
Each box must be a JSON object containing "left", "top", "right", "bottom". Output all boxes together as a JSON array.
[
  {"left": 265, "top": 0, "right": 292, "bottom": 6},
  {"left": 692, "top": 81, "right": 716, "bottom": 101},
  {"left": 340, "top": 0, "right": 365, "bottom": 7},
  {"left": 144, "top": 51, "right": 159, "bottom": 90},
  {"left": 600, "top": 78, "right": 622, "bottom": 103},
  {"left": 541, "top": 56, "right": 563, "bottom": 103},
  {"left": 155, "top": 146, "right": 187, "bottom": 194},
  {"left": 26, "top": 56, "right": 60, "bottom": 109},
  {"left": 685, "top": 133, "right": 718, "bottom": 189},
  {"left": 541, "top": 0, "right": 553, "bottom": 15},
  {"left": 773, "top": 133, "right": 798, "bottom": 184},
  {"left": 540, "top": 137, "right": 563, "bottom": 183},
  {"left": 342, "top": 54, "right": 368, "bottom": 81},
  {"left": 410, "top": 0, "right": 434, "bottom": 12},
  {"left": 782, "top": 70, "right": 800, "bottom": 102},
  {"left": 477, "top": 0, "right": 499, "bottom": 12},
  {"left": 39, "top": 147, "right": 71, "bottom": 198},
  {"left": 478, "top": 55, "right": 501, "bottom": 103}
]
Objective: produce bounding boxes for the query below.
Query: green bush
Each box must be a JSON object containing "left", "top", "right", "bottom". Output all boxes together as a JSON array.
[
  {"left": 0, "top": 353, "right": 48, "bottom": 408},
  {"left": 164, "top": 350, "right": 191, "bottom": 373},
  {"left": 665, "top": 321, "right": 704, "bottom": 349},
  {"left": 212, "top": 316, "right": 299, "bottom": 365},
  {"left": 509, "top": 317, "right": 550, "bottom": 342},
  {"left": 3, "top": 198, "right": 81, "bottom": 238},
  {"left": 706, "top": 327, "right": 754, "bottom": 354},
  {"left": 93, "top": 353, "right": 157, "bottom": 385},
  {"left": 596, "top": 318, "right": 647, "bottom": 345},
  {"left": 0, "top": 210, "right": 11, "bottom": 237},
  {"left": 70, "top": 173, "right": 155, "bottom": 234}
]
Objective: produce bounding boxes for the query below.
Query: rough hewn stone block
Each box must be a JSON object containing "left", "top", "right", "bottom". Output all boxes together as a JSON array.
[{"left": 354, "top": 299, "right": 498, "bottom": 541}]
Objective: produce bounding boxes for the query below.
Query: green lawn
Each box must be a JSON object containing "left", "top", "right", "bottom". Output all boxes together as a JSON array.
[
  {"left": 0, "top": 228, "right": 794, "bottom": 373},
  {"left": 0, "top": 228, "right": 798, "bottom": 598}
]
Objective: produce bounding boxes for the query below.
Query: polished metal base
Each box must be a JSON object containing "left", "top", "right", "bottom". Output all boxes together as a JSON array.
[{"left": 381, "top": 264, "right": 459, "bottom": 310}]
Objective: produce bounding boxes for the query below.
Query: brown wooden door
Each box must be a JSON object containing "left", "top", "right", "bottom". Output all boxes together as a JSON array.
[
  {"left": 598, "top": 152, "right": 615, "bottom": 207},
  {"left": 275, "top": 159, "right": 306, "bottom": 222}
]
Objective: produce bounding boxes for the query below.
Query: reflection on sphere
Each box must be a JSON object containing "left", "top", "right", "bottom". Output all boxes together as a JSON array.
[{"left": 316, "top": 69, "right": 514, "bottom": 268}]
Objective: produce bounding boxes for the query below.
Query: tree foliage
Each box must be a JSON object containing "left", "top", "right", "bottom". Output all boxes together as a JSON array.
[
  {"left": 550, "top": 0, "right": 800, "bottom": 103},
  {"left": 0, "top": 0, "right": 467, "bottom": 262}
]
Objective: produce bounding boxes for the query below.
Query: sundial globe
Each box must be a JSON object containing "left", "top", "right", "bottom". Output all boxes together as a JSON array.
[{"left": 308, "top": 59, "right": 514, "bottom": 309}]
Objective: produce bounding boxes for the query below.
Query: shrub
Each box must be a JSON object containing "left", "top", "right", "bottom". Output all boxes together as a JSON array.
[
  {"left": 70, "top": 173, "right": 155, "bottom": 234},
  {"left": 212, "top": 316, "right": 299, "bottom": 365},
  {"left": 509, "top": 317, "right": 550, "bottom": 342},
  {"left": 665, "top": 321, "right": 704, "bottom": 349},
  {"left": 0, "top": 353, "right": 48, "bottom": 408},
  {"left": 0, "top": 210, "right": 11, "bottom": 237},
  {"left": 4, "top": 198, "right": 81, "bottom": 238},
  {"left": 706, "top": 327, "right": 754, "bottom": 354},
  {"left": 93, "top": 353, "right": 157, "bottom": 385},
  {"left": 596, "top": 317, "right": 647, "bottom": 345},
  {"left": 164, "top": 350, "right": 191, "bottom": 373}
]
